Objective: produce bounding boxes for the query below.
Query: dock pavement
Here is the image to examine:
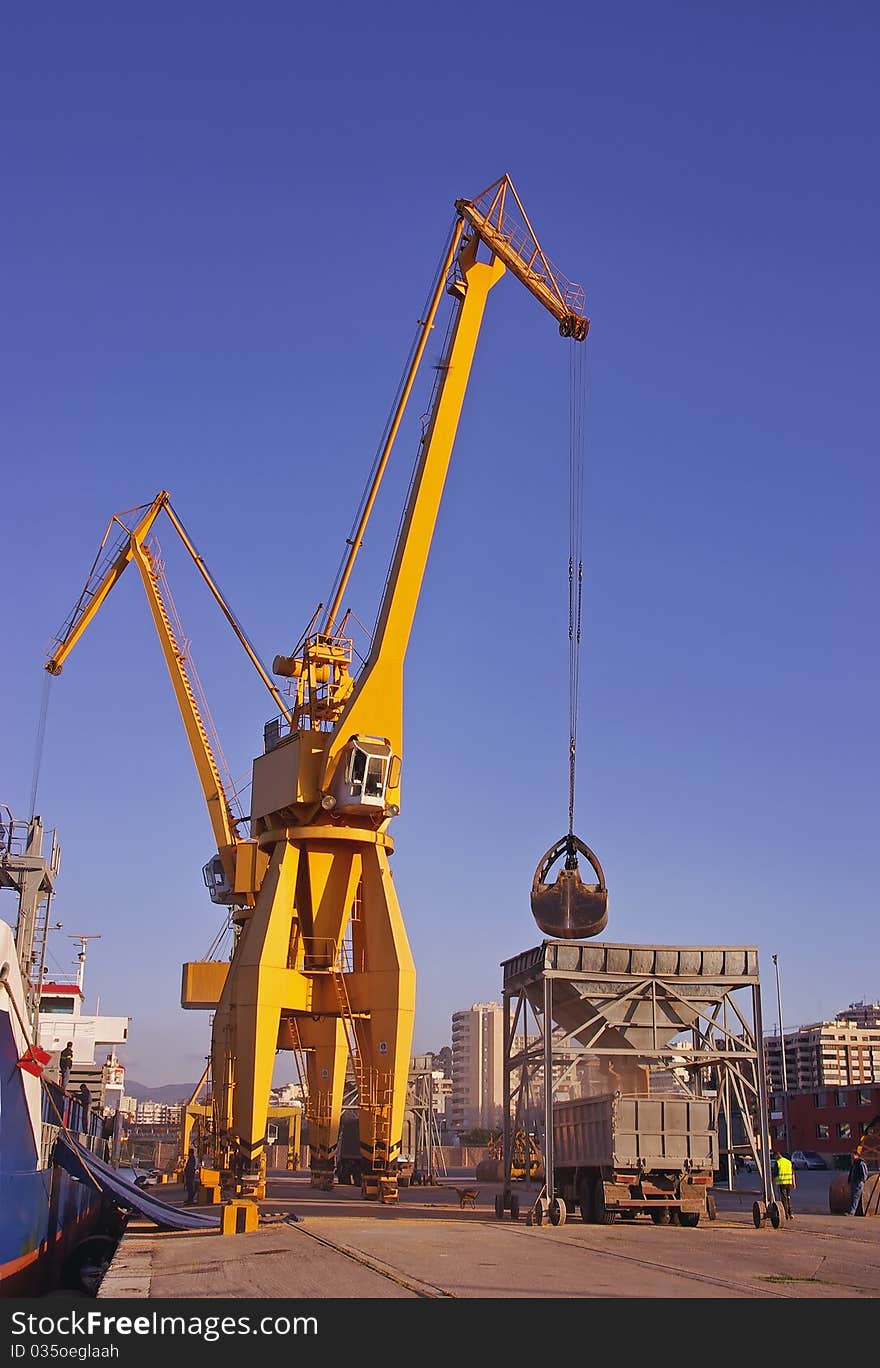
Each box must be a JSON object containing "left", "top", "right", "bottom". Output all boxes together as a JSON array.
[{"left": 98, "top": 1169, "right": 880, "bottom": 1301}]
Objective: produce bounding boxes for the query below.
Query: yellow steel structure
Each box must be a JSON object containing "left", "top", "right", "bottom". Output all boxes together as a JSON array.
[
  {"left": 47, "top": 174, "right": 589, "bottom": 1203},
  {"left": 223, "top": 175, "right": 589, "bottom": 1200}
]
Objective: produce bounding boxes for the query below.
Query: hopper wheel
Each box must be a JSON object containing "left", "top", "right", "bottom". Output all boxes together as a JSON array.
[{"left": 549, "top": 1196, "right": 567, "bottom": 1226}]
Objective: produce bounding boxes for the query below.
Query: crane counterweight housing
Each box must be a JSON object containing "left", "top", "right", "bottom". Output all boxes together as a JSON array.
[{"left": 46, "top": 174, "right": 598, "bottom": 1202}]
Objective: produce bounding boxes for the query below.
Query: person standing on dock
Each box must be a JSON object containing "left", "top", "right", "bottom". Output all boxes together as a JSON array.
[
  {"left": 848, "top": 1151, "right": 869, "bottom": 1216},
  {"left": 183, "top": 1147, "right": 198, "bottom": 1204},
  {"left": 773, "top": 1150, "right": 796, "bottom": 1220}
]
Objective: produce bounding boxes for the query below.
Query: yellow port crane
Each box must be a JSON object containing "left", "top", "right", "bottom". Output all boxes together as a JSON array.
[
  {"left": 220, "top": 174, "right": 590, "bottom": 1201},
  {"left": 48, "top": 175, "right": 592, "bottom": 1203}
]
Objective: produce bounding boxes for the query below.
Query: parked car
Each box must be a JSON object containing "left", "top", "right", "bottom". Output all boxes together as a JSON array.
[
  {"left": 117, "top": 1165, "right": 162, "bottom": 1188},
  {"left": 791, "top": 1150, "right": 827, "bottom": 1170}
]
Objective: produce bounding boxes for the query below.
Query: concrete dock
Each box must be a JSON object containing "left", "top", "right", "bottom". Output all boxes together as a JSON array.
[{"left": 98, "top": 1169, "right": 880, "bottom": 1300}]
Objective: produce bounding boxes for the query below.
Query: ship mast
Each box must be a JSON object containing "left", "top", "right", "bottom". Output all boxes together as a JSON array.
[{"left": 0, "top": 808, "right": 62, "bottom": 1027}]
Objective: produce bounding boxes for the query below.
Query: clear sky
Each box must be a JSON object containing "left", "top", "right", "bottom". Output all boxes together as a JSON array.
[{"left": 2, "top": 4, "right": 877, "bottom": 1087}]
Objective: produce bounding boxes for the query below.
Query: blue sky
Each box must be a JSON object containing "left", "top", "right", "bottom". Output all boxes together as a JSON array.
[{"left": 2, "top": 5, "right": 877, "bottom": 1086}]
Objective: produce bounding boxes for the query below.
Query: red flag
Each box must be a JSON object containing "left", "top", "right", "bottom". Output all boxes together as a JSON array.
[{"left": 17, "top": 1044, "right": 52, "bottom": 1077}]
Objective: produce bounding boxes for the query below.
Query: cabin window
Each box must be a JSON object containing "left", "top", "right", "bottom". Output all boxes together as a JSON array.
[
  {"left": 349, "top": 749, "right": 366, "bottom": 793},
  {"left": 364, "top": 756, "right": 386, "bottom": 798}
]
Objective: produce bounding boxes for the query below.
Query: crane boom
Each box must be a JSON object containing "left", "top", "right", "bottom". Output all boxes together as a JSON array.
[
  {"left": 455, "top": 175, "right": 589, "bottom": 338},
  {"left": 129, "top": 538, "right": 240, "bottom": 863},
  {"left": 45, "top": 492, "right": 288, "bottom": 905}
]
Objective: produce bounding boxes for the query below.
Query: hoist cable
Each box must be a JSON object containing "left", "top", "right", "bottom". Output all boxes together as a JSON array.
[
  {"left": 567, "top": 339, "right": 588, "bottom": 841},
  {"left": 29, "top": 672, "right": 52, "bottom": 821},
  {"left": 324, "top": 214, "right": 462, "bottom": 620}
]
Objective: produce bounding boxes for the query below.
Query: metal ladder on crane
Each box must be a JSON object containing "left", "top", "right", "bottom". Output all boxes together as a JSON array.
[{"left": 139, "top": 540, "right": 242, "bottom": 824}]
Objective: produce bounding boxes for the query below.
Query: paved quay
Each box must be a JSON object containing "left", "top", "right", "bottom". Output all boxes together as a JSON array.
[{"left": 98, "top": 1170, "right": 880, "bottom": 1300}]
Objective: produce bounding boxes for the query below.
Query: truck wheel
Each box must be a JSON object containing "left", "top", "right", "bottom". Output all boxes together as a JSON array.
[
  {"left": 509, "top": 1193, "right": 520, "bottom": 1221},
  {"left": 678, "top": 1211, "right": 700, "bottom": 1228},
  {"left": 593, "top": 1178, "right": 615, "bottom": 1225},
  {"left": 578, "top": 1177, "right": 593, "bottom": 1224},
  {"left": 650, "top": 1208, "right": 671, "bottom": 1225}
]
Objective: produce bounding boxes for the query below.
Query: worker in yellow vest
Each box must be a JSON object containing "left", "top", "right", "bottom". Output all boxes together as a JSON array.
[{"left": 773, "top": 1150, "right": 796, "bottom": 1220}]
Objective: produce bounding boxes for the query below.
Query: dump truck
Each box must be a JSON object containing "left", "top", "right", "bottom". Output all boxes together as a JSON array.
[{"left": 552, "top": 1091, "right": 717, "bottom": 1226}]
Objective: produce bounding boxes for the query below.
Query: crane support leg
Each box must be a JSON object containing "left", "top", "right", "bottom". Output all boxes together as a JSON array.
[
  {"left": 212, "top": 840, "right": 299, "bottom": 1189},
  {"left": 299, "top": 1015, "right": 349, "bottom": 1190},
  {"left": 348, "top": 843, "right": 416, "bottom": 1201}
]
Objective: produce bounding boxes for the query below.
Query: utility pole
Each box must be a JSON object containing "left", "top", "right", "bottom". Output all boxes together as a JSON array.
[{"left": 772, "top": 954, "right": 792, "bottom": 1153}]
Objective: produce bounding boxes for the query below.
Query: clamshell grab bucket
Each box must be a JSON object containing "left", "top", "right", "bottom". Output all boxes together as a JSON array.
[{"left": 530, "top": 834, "right": 608, "bottom": 939}]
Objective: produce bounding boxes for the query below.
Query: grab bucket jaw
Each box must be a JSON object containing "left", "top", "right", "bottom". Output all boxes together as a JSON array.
[{"left": 530, "top": 834, "right": 608, "bottom": 939}]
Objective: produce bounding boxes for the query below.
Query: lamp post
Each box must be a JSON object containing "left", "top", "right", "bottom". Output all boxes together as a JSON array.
[{"left": 772, "top": 954, "right": 792, "bottom": 1153}]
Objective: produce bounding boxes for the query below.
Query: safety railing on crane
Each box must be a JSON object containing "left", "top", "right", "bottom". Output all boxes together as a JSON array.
[
  {"left": 146, "top": 539, "right": 248, "bottom": 834},
  {"left": 455, "top": 174, "right": 588, "bottom": 334},
  {"left": 46, "top": 520, "right": 131, "bottom": 661}
]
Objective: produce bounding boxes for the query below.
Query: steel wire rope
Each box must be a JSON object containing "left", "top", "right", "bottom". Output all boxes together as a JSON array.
[
  {"left": 28, "top": 671, "right": 52, "bottom": 821},
  {"left": 0, "top": 972, "right": 103, "bottom": 1192},
  {"left": 322, "top": 215, "right": 463, "bottom": 632},
  {"left": 373, "top": 293, "right": 459, "bottom": 643},
  {"left": 567, "top": 338, "right": 589, "bottom": 841}
]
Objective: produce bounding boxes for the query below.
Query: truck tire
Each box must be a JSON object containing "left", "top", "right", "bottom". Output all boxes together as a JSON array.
[
  {"left": 650, "top": 1208, "right": 671, "bottom": 1225},
  {"left": 678, "top": 1211, "right": 700, "bottom": 1227},
  {"left": 578, "top": 1176, "right": 593, "bottom": 1224},
  {"left": 592, "top": 1177, "right": 615, "bottom": 1225}
]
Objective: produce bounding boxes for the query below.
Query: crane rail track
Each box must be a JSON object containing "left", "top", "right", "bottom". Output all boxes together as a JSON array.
[
  {"left": 290, "top": 1216, "right": 801, "bottom": 1299},
  {"left": 288, "top": 1221, "right": 455, "bottom": 1298}
]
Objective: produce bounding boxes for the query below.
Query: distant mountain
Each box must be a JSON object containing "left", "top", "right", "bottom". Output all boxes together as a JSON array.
[{"left": 124, "top": 1080, "right": 197, "bottom": 1103}]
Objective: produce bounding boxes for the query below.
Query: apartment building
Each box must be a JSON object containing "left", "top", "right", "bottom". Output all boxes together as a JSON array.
[
  {"left": 765, "top": 1017, "right": 880, "bottom": 1094},
  {"left": 836, "top": 1001, "right": 880, "bottom": 1030},
  {"left": 134, "top": 1100, "right": 181, "bottom": 1125},
  {"left": 451, "top": 1003, "right": 504, "bottom": 1134}
]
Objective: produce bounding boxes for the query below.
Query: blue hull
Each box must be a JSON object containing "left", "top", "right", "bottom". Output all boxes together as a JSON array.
[
  {"left": 1, "top": 967, "right": 110, "bottom": 1298},
  {"left": 0, "top": 1164, "right": 106, "bottom": 1297}
]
